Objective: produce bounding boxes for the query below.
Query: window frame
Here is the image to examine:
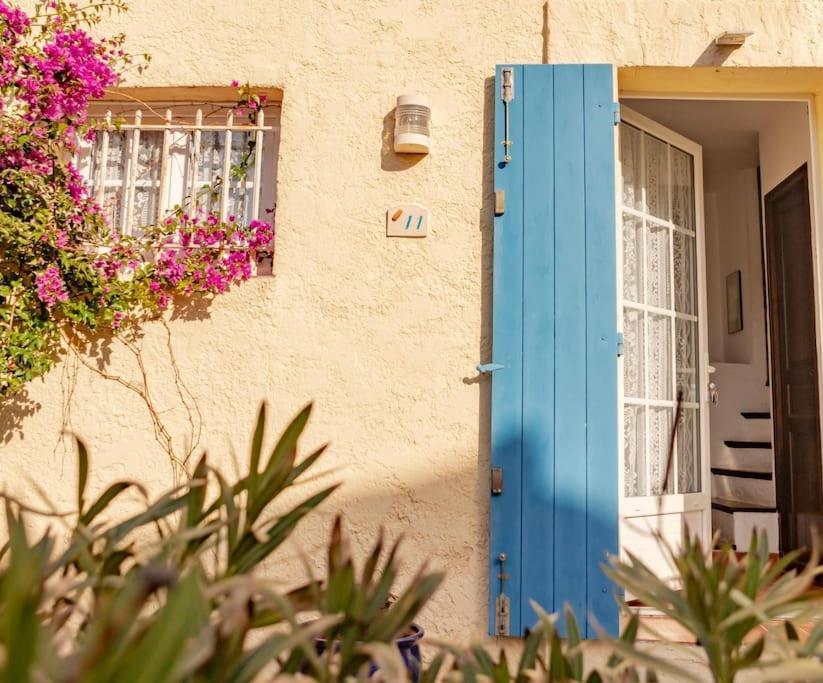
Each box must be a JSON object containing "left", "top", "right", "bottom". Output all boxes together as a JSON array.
[{"left": 74, "top": 100, "right": 280, "bottom": 237}]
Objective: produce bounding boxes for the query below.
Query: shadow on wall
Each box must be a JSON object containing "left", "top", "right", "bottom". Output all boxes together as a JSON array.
[
  {"left": 469, "top": 74, "right": 496, "bottom": 515},
  {"left": 0, "top": 388, "right": 40, "bottom": 444},
  {"left": 693, "top": 41, "right": 739, "bottom": 67},
  {"left": 464, "top": 74, "right": 496, "bottom": 622},
  {"left": 0, "top": 277, "right": 226, "bottom": 445},
  {"left": 301, "top": 461, "right": 616, "bottom": 643}
]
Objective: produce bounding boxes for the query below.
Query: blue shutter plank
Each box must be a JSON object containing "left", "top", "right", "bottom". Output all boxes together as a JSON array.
[
  {"left": 489, "top": 64, "right": 524, "bottom": 636},
  {"left": 521, "top": 65, "right": 556, "bottom": 631},
  {"left": 489, "top": 63, "right": 618, "bottom": 639},
  {"left": 583, "top": 64, "right": 620, "bottom": 638},
  {"left": 551, "top": 64, "right": 589, "bottom": 628}
]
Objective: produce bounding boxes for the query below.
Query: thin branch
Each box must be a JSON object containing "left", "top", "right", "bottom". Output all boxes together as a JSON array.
[
  {"left": 114, "top": 333, "right": 186, "bottom": 477},
  {"left": 160, "top": 319, "right": 202, "bottom": 467},
  {"left": 61, "top": 328, "right": 186, "bottom": 476},
  {"left": 55, "top": 348, "right": 79, "bottom": 457},
  {"left": 4, "top": 289, "right": 18, "bottom": 338}
]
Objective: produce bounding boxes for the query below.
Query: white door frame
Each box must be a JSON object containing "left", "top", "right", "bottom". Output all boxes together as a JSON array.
[
  {"left": 616, "top": 105, "right": 712, "bottom": 567},
  {"left": 620, "top": 93, "right": 823, "bottom": 499}
]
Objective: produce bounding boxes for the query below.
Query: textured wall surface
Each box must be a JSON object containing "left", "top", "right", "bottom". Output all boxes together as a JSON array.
[{"left": 6, "top": 0, "right": 823, "bottom": 642}]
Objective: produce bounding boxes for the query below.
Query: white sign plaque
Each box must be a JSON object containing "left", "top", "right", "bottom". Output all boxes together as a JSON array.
[{"left": 386, "top": 203, "right": 428, "bottom": 238}]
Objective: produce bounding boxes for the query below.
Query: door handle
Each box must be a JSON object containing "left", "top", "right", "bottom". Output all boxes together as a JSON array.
[
  {"left": 477, "top": 363, "right": 505, "bottom": 375},
  {"left": 709, "top": 381, "right": 719, "bottom": 405}
]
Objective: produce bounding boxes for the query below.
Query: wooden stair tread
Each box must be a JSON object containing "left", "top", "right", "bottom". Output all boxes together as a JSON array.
[
  {"left": 724, "top": 440, "right": 772, "bottom": 449},
  {"left": 741, "top": 411, "right": 771, "bottom": 420},
  {"left": 712, "top": 497, "right": 777, "bottom": 514},
  {"left": 711, "top": 466, "right": 773, "bottom": 480}
]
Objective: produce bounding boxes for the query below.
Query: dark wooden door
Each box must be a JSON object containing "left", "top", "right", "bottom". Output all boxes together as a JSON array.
[{"left": 765, "top": 164, "right": 823, "bottom": 554}]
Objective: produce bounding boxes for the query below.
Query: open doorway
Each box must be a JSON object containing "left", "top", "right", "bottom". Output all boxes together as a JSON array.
[{"left": 620, "top": 97, "right": 823, "bottom": 557}]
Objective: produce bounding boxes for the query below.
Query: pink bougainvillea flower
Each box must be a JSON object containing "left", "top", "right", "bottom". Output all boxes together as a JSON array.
[
  {"left": 35, "top": 265, "right": 69, "bottom": 308},
  {"left": 0, "top": 0, "right": 277, "bottom": 399}
]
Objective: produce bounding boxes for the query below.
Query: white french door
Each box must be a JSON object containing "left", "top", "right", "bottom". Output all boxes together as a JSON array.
[{"left": 618, "top": 106, "right": 711, "bottom": 581}]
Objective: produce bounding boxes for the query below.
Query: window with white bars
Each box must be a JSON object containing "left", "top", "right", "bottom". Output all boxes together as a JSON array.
[{"left": 74, "top": 101, "right": 280, "bottom": 237}]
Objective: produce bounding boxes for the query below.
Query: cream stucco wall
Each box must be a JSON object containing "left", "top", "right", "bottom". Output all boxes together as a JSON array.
[{"left": 9, "top": 0, "right": 823, "bottom": 643}]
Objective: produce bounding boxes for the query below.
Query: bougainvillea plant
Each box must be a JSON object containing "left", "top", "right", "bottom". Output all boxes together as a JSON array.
[{"left": 0, "top": 0, "right": 274, "bottom": 398}]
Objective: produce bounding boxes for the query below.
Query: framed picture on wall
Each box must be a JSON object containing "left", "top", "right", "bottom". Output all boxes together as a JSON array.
[{"left": 726, "top": 270, "right": 743, "bottom": 334}]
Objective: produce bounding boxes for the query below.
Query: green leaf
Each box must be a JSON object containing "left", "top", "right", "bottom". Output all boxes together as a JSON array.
[
  {"left": 284, "top": 443, "right": 328, "bottom": 487},
  {"left": 106, "top": 489, "right": 189, "bottom": 546},
  {"left": 737, "top": 636, "right": 765, "bottom": 670},
  {"left": 518, "top": 622, "right": 545, "bottom": 678},
  {"left": 224, "top": 616, "right": 341, "bottom": 683},
  {"left": 214, "top": 469, "right": 240, "bottom": 557},
  {"left": 565, "top": 604, "right": 584, "bottom": 680},
  {"left": 470, "top": 644, "right": 497, "bottom": 675},
  {"left": 100, "top": 548, "right": 132, "bottom": 576},
  {"left": 185, "top": 453, "right": 208, "bottom": 530},
  {"left": 420, "top": 652, "right": 447, "bottom": 683},
  {"left": 548, "top": 631, "right": 569, "bottom": 681},
  {"left": 248, "top": 403, "right": 266, "bottom": 495},
  {"left": 76, "top": 438, "right": 88, "bottom": 516},
  {"left": 80, "top": 481, "right": 136, "bottom": 527},
  {"left": 0, "top": 502, "right": 46, "bottom": 683},
  {"left": 247, "top": 403, "right": 313, "bottom": 525},
  {"left": 229, "top": 485, "right": 337, "bottom": 575},
  {"left": 118, "top": 571, "right": 209, "bottom": 683}
]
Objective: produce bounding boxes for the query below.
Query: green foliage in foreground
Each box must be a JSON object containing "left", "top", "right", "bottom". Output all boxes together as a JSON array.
[
  {"left": 0, "top": 403, "right": 442, "bottom": 682},
  {"left": 429, "top": 531, "right": 823, "bottom": 683},
  {"left": 2, "top": 404, "right": 823, "bottom": 682},
  {"left": 603, "top": 531, "right": 823, "bottom": 683}
]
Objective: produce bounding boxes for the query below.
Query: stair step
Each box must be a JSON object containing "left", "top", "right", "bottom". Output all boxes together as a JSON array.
[
  {"left": 711, "top": 497, "right": 777, "bottom": 514},
  {"left": 741, "top": 411, "right": 771, "bottom": 420},
  {"left": 724, "top": 440, "right": 772, "bottom": 449},
  {"left": 711, "top": 467, "right": 772, "bottom": 480}
]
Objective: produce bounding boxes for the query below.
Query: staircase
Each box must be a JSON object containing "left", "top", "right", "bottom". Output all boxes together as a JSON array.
[{"left": 711, "top": 410, "right": 779, "bottom": 553}]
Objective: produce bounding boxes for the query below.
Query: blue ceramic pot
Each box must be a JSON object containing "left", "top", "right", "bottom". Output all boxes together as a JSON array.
[{"left": 312, "top": 624, "right": 424, "bottom": 682}]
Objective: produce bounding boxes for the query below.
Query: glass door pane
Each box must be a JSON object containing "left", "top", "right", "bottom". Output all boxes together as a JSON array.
[{"left": 620, "top": 122, "right": 701, "bottom": 497}]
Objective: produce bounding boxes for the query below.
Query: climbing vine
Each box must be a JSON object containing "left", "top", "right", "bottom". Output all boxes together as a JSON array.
[{"left": 0, "top": 0, "right": 274, "bottom": 400}]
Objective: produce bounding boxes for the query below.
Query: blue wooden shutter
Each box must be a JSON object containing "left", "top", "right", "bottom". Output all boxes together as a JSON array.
[{"left": 488, "top": 64, "right": 619, "bottom": 639}]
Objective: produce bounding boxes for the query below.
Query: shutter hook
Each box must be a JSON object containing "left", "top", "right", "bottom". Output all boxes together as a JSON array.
[{"left": 501, "top": 68, "right": 514, "bottom": 165}]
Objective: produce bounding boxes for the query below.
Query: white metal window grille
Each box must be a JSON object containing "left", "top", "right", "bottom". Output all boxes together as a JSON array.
[{"left": 74, "top": 102, "right": 280, "bottom": 237}]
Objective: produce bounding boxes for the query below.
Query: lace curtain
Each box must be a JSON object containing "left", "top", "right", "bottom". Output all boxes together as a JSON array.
[{"left": 621, "top": 123, "right": 700, "bottom": 498}]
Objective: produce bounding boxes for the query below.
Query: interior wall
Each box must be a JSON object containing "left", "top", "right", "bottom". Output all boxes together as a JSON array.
[
  {"left": 704, "top": 191, "right": 723, "bottom": 362},
  {"left": 704, "top": 164, "right": 765, "bottom": 373},
  {"left": 760, "top": 103, "right": 812, "bottom": 194}
]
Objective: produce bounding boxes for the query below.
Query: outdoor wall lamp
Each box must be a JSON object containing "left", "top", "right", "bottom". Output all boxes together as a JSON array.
[{"left": 393, "top": 94, "right": 431, "bottom": 154}]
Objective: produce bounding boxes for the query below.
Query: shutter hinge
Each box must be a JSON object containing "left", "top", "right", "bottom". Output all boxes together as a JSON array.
[
  {"left": 617, "top": 332, "right": 625, "bottom": 357},
  {"left": 494, "top": 189, "right": 506, "bottom": 216},
  {"left": 491, "top": 466, "right": 503, "bottom": 495},
  {"left": 477, "top": 362, "right": 505, "bottom": 375},
  {"left": 612, "top": 102, "right": 621, "bottom": 125},
  {"left": 495, "top": 552, "right": 511, "bottom": 636}
]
